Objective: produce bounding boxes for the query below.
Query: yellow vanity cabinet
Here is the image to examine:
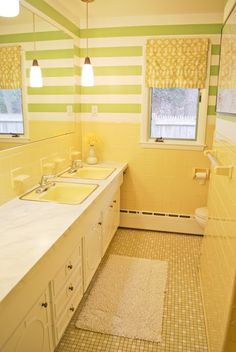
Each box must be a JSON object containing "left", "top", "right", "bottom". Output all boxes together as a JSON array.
[
  {"left": 0, "top": 228, "right": 84, "bottom": 352},
  {"left": 2, "top": 286, "right": 53, "bottom": 352},
  {"left": 0, "top": 164, "right": 126, "bottom": 352}
]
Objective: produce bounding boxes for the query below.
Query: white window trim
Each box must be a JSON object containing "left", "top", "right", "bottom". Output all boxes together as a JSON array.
[
  {"left": 0, "top": 49, "right": 29, "bottom": 142},
  {"left": 140, "top": 39, "right": 211, "bottom": 151}
]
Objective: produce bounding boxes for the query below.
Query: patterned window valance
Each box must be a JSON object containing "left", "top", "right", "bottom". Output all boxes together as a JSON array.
[
  {"left": 146, "top": 38, "right": 209, "bottom": 89},
  {"left": 0, "top": 46, "right": 22, "bottom": 89}
]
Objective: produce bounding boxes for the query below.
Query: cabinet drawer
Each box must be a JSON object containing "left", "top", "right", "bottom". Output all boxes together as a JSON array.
[
  {"left": 53, "top": 265, "right": 83, "bottom": 320},
  {"left": 52, "top": 243, "right": 82, "bottom": 297},
  {"left": 54, "top": 290, "right": 83, "bottom": 344}
]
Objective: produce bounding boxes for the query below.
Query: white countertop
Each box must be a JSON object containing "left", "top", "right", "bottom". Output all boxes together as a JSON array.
[{"left": 0, "top": 162, "right": 127, "bottom": 303}]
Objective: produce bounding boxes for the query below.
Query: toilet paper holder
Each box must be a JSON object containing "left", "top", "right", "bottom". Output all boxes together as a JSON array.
[{"left": 193, "top": 168, "right": 209, "bottom": 185}]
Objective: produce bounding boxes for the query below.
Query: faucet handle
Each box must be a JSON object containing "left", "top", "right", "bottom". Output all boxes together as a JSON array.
[
  {"left": 41, "top": 174, "right": 55, "bottom": 185},
  {"left": 72, "top": 159, "right": 82, "bottom": 168}
]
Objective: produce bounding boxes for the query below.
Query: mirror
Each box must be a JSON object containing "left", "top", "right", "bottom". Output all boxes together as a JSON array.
[{"left": 0, "top": 5, "right": 76, "bottom": 151}]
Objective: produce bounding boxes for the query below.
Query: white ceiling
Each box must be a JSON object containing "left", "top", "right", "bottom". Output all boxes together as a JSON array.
[
  {"left": 0, "top": 0, "right": 227, "bottom": 29},
  {"left": 45, "top": 0, "right": 227, "bottom": 25}
]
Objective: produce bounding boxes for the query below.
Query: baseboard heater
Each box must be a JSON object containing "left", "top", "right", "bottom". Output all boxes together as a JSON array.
[{"left": 120, "top": 209, "right": 203, "bottom": 235}]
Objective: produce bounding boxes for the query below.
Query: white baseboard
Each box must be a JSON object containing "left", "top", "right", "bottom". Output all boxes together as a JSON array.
[{"left": 120, "top": 209, "right": 203, "bottom": 235}]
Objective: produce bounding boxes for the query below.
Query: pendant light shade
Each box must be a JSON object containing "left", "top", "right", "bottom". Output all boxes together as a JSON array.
[
  {"left": 81, "top": 0, "right": 94, "bottom": 87},
  {"left": 0, "top": 0, "right": 19, "bottom": 17},
  {"left": 81, "top": 57, "right": 94, "bottom": 87},
  {"left": 30, "top": 14, "right": 43, "bottom": 88},
  {"left": 30, "top": 59, "right": 43, "bottom": 87}
]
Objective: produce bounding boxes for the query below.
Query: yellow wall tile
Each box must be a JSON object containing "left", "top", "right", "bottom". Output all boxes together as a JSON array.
[{"left": 81, "top": 121, "right": 210, "bottom": 214}]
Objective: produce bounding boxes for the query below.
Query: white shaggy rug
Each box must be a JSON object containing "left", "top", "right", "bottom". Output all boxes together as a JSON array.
[{"left": 76, "top": 255, "right": 168, "bottom": 342}]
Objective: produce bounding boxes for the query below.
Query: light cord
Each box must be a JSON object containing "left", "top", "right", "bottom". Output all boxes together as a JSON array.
[
  {"left": 33, "top": 13, "right": 36, "bottom": 53},
  {"left": 86, "top": 1, "right": 88, "bottom": 57}
]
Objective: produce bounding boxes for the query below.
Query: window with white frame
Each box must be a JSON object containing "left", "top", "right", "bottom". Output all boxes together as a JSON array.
[
  {"left": 150, "top": 88, "right": 200, "bottom": 141},
  {"left": 0, "top": 88, "right": 24, "bottom": 135},
  {"left": 142, "top": 37, "right": 210, "bottom": 149},
  {"left": 0, "top": 45, "right": 27, "bottom": 139}
]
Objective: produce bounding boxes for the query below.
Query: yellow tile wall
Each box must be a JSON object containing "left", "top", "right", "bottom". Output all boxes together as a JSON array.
[
  {"left": 0, "top": 124, "right": 81, "bottom": 205},
  {"left": 200, "top": 130, "right": 236, "bottom": 352},
  {"left": 81, "top": 121, "right": 211, "bottom": 214}
]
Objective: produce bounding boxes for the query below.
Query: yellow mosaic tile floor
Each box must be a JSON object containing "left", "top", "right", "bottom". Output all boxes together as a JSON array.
[{"left": 56, "top": 229, "right": 208, "bottom": 352}]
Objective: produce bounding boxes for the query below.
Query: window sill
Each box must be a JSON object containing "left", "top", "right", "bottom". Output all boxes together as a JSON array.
[
  {"left": 0, "top": 137, "right": 30, "bottom": 144},
  {"left": 140, "top": 141, "right": 206, "bottom": 151}
]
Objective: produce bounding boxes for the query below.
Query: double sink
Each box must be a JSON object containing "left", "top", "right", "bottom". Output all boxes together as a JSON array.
[{"left": 20, "top": 166, "right": 115, "bottom": 205}]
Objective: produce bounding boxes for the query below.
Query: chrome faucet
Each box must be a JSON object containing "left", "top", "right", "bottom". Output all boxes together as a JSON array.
[
  {"left": 69, "top": 159, "right": 83, "bottom": 173},
  {"left": 36, "top": 174, "right": 56, "bottom": 193}
]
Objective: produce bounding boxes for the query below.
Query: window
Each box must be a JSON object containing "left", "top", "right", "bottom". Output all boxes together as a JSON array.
[
  {"left": 141, "top": 84, "right": 208, "bottom": 150},
  {"left": 0, "top": 88, "right": 24, "bottom": 135},
  {"left": 150, "top": 88, "right": 200, "bottom": 141},
  {"left": 0, "top": 45, "right": 28, "bottom": 140},
  {"left": 142, "top": 37, "right": 210, "bottom": 150}
]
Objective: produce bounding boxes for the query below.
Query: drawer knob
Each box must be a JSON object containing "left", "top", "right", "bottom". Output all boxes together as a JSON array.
[
  {"left": 98, "top": 222, "right": 102, "bottom": 225},
  {"left": 110, "top": 205, "right": 113, "bottom": 208},
  {"left": 69, "top": 306, "right": 75, "bottom": 312},
  {"left": 113, "top": 200, "right": 117, "bottom": 203},
  {"left": 67, "top": 264, "right": 73, "bottom": 270},
  {"left": 68, "top": 285, "right": 74, "bottom": 291},
  {"left": 41, "top": 302, "right": 48, "bottom": 308}
]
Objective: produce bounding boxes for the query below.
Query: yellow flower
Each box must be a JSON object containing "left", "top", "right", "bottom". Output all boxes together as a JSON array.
[{"left": 86, "top": 133, "right": 99, "bottom": 146}]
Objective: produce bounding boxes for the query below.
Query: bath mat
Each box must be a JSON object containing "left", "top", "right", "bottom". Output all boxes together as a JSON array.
[{"left": 76, "top": 254, "right": 168, "bottom": 342}]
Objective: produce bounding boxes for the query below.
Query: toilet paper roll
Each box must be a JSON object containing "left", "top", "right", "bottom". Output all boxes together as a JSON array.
[
  {"left": 195, "top": 172, "right": 207, "bottom": 179},
  {"left": 195, "top": 171, "right": 207, "bottom": 185}
]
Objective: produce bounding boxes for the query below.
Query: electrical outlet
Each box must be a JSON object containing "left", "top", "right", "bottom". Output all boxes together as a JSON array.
[
  {"left": 91, "top": 105, "right": 98, "bottom": 116},
  {"left": 67, "top": 105, "right": 73, "bottom": 116}
]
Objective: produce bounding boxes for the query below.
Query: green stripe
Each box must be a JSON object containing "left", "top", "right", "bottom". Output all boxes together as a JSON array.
[
  {"left": 74, "top": 104, "right": 80, "bottom": 113},
  {"left": 81, "top": 104, "right": 141, "bottom": 113},
  {"left": 80, "top": 47, "right": 142, "bottom": 57},
  {"left": 25, "top": 0, "right": 79, "bottom": 36},
  {"left": 209, "top": 86, "right": 217, "bottom": 96},
  {"left": 211, "top": 44, "right": 220, "bottom": 55},
  {"left": 74, "top": 46, "right": 80, "bottom": 56},
  {"left": 208, "top": 105, "right": 216, "bottom": 115},
  {"left": 28, "top": 103, "right": 76, "bottom": 113},
  {"left": 28, "top": 86, "right": 75, "bottom": 95},
  {"left": 80, "top": 85, "right": 141, "bottom": 95},
  {"left": 26, "top": 49, "right": 74, "bottom": 60},
  {"left": 94, "top": 66, "right": 142, "bottom": 76},
  {"left": 210, "top": 65, "right": 219, "bottom": 75},
  {"left": 75, "top": 66, "right": 81, "bottom": 76},
  {"left": 26, "top": 67, "right": 74, "bottom": 77},
  {"left": 0, "top": 31, "right": 70, "bottom": 44},
  {"left": 81, "top": 24, "right": 222, "bottom": 38},
  {"left": 217, "top": 114, "right": 236, "bottom": 122}
]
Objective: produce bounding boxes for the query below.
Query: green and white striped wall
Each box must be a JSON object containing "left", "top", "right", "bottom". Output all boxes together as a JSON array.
[
  {"left": 76, "top": 23, "right": 221, "bottom": 122},
  {"left": 0, "top": 25, "right": 77, "bottom": 123}
]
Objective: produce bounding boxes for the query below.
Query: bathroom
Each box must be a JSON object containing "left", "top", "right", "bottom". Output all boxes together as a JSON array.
[{"left": 0, "top": 0, "right": 235, "bottom": 351}]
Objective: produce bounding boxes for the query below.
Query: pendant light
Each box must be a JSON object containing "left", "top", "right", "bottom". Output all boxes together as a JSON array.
[
  {"left": 30, "top": 13, "right": 43, "bottom": 87},
  {"left": 81, "top": 0, "right": 94, "bottom": 87},
  {"left": 0, "top": 0, "right": 19, "bottom": 17}
]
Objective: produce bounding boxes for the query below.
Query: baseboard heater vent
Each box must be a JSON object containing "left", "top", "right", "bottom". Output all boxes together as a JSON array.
[{"left": 120, "top": 209, "right": 203, "bottom": 235}]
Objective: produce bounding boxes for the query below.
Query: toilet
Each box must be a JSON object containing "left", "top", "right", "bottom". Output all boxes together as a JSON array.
[{"left": 195, "top": 207, "right": 208, "bottom": 228}]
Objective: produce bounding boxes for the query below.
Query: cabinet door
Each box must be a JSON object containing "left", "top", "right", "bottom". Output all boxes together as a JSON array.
[
  {"left": 111, "top": 190, "right": 120, "bottom": 238},
  {"left": 102, "top": 203, "right": 114, "bottom": 256},
  {"left": 83, "top": 217, "right": 102, "bottom": 291},
  {"left": 102, "top": 190, "right": 120, "bottom": 256},
  {"left": 3, "top": 287, "right": 53, "bottom": 352}
]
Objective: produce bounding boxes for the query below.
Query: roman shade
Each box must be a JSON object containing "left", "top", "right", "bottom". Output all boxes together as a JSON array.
[
  {"left": 146, "top": 38, "right": 209, "bottom": 89},
  {"left": 0, "top": 46, "right": 22, "bottom": 89}
]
